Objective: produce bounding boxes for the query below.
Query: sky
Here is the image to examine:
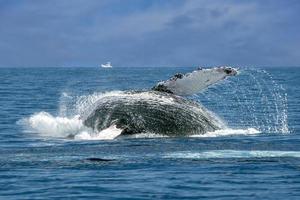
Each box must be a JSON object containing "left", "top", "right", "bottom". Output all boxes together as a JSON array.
[{"left": 0, "top": 0, "right": 299, "bottom": 67}]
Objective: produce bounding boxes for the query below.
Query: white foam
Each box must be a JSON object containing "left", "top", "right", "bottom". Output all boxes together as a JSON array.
[
  {"left": 126, "top": 132, "right": 168, "bottom": 139},
  {"left": 164, "top": 150, "right": 300, "bottom": 159},
  {"left": 191, "top": 128, "right": 260, "bottom": 138},
  {"left": 19, "top": 112, "right": 86, "bottom": 137},
  {"left": 19, "top": 112, "right": 122, "bottom": 140}
]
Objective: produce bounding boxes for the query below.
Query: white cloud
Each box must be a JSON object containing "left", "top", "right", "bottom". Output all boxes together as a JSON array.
[{"left": 0, "top": 0, "right": 299, "bottom": 67}]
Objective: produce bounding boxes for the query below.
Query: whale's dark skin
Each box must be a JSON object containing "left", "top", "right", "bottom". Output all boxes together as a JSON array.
[
  {"left": 83, "top": 67, "right": 237, "bottom": 137},
  {"left": 83, "top": 91, "right": 222, "bottom": 136}
]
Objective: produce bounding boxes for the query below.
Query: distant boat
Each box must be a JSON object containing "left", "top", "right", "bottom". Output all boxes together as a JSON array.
[{"left": 101, "top": 62, "right": 112, "bottom": 68}]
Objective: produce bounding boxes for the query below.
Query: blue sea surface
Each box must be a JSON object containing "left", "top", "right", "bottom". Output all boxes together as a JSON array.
[{"left": 0, "top": 67, "right": 299, "bottom": 199}]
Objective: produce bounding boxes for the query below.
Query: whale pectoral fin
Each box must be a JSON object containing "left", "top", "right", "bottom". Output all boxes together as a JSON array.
[
  {"left": 96, "top": 124, "right": 123, "bottom": 140},
  {"left": 152, "top": 67, "right": 238, "bottom": 96}
]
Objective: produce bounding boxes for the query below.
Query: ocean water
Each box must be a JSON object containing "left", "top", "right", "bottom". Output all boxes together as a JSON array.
[{"left": 0, "top": 67, "right": 299, "bottom": 199}]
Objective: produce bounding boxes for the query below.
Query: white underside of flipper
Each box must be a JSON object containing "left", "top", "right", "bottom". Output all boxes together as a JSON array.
[
  {"left": 154, "top": 67, "right": 238, "bottom": 96},
  {"left": 96, "top": 125, "right": 123, "bottom": 140},
  {"left": 75, "top": 125, "right": 123, "bottom": 140}
]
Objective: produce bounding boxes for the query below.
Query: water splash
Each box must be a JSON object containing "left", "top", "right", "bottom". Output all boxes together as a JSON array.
[
  {"left": 19, "top": 68, "right": 289, "bottom": 140},
  {"left": 18, "top": 112, "right": 86, "bottom": 137},
  {"left": 198, "top": 68, "right": 289, "bottom": 134}
]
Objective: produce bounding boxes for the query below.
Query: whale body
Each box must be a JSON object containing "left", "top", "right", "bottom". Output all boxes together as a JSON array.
[
  {"left": 82, "top": 67, "right": 238, "bottom": 138},
  {"left": 83, "top": 91, "right": 224, "bottom": 136}
]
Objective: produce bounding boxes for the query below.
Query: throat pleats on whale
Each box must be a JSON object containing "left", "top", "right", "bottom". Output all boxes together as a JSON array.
[{"left": 82, "top": 91, "right": 225, "bottom": 136}]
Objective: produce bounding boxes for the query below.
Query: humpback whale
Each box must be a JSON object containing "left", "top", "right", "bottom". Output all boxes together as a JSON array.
[{"left": 82, "top": 67, "right": 238, "bottom": 139}]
